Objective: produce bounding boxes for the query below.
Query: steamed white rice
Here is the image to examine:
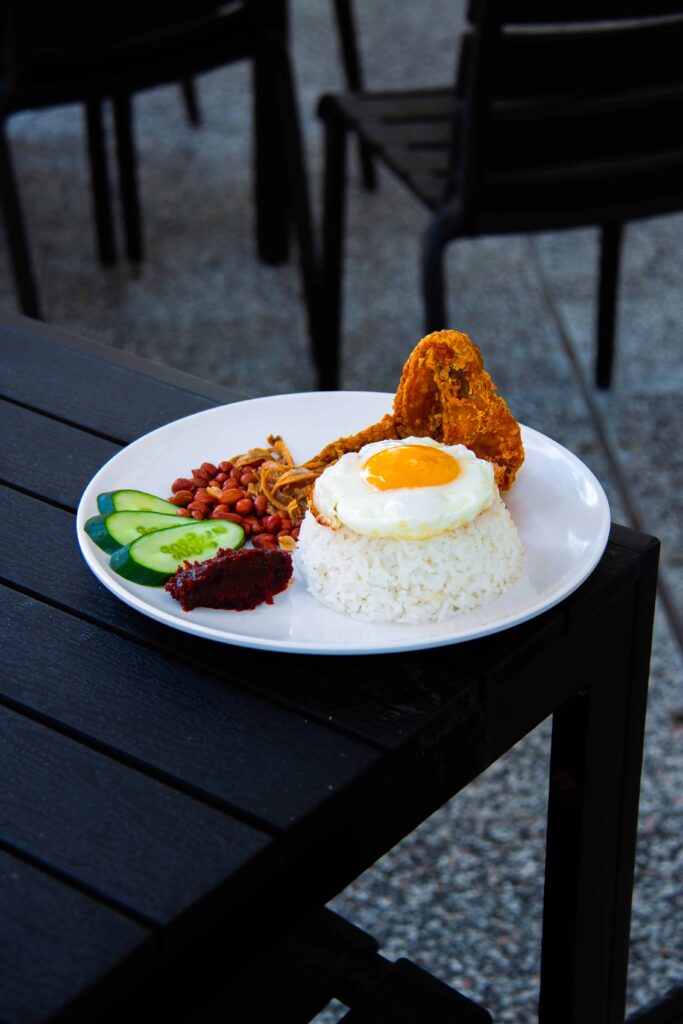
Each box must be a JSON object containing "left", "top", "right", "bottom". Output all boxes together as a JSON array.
[{"left": 294, "top": 493, "right": 524, "bottom": 624}]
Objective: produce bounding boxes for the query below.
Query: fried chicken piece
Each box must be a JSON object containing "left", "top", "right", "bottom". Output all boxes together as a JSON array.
[
  {"left": 305, "top": 331, "right": 524, "bottom": 491},
  {"left": 303, "top": 413, "right": 398, "bottom": 473},
  {"left": 391, "top": 330, "right": 524, "bottom": 490}
]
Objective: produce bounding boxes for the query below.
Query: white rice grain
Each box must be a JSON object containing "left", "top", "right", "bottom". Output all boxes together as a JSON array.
[{"left": 294, "top": 493, "right": 524, "bottom": 623}]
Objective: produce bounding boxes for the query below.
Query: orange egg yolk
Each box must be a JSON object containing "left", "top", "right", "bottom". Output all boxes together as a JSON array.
[{"left": 363, "top": 445, "right": 460, "bottom": 490}]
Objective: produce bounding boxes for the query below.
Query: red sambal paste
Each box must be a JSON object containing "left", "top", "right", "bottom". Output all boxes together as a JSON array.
[{"left": 165, "top": 547, "right": 293, "bottom": 611}]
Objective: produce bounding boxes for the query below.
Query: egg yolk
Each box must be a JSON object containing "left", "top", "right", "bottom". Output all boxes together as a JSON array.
[{"left": 363, "top": 445, "right": 461, "bottom": 491}]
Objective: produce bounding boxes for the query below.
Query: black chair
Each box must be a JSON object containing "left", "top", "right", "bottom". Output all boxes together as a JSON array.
[
  {"left": 318, "top": 2, "right": 683, "bottom": 390},
  {"left": 198, "top": 907, "right": 493, "bottom": 1023},
  {"left": 0, "top": 1, "right": 328, "bottom": 383}
]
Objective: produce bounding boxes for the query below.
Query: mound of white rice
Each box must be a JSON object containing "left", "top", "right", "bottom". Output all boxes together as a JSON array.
[{"left": 294, "top": 493, "right": 524, "bottom": 624}]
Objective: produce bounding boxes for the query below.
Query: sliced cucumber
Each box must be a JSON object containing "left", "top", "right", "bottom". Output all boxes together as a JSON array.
[
  {"left": 97, "top": 489, "right": 178, "bottom": 516},
  {"left": 85, "top": 510, "right": 184, "bottom": 554},
  {"left": 110, "top": 519, "right": 245, "bottom": 586}
]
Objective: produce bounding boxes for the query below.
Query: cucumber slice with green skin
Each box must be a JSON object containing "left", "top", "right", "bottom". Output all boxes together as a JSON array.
[
  {"left": 97, "top": 489, "right": 178, "bottom": 516},
  {"left": 85, "top": 510, "right": 185, "bottom": 554},
  {"left": 110, "top": 519, "right": 245, "bottom": 586}
]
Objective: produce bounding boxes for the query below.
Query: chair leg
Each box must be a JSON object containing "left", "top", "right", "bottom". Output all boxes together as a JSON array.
[
  {"left": 332, "top": 0, "right": 376, "bottom": 192},
  {"left": 84, "top": 101, "right": 117, "bottom": 267},
  {"left": 321, "top": 108, "right": 348, "bottom": 390},
  {"left": 422, "top": 209, "right": 455, "bottom": 332},
  {"left": 112, "top": 94, "right": 144, "bottom": 264},
  {"left": 180, "top": 77, "right": 201, "bottom": 127},
  {"left": 272, "top": 47, "right": 328, "bottom": 388},
  {"left": 596, "top": 222, "right": 623, "bottom": 390},
  {"left": 0, "top": 122, "right": 42, "bottom": 319}
]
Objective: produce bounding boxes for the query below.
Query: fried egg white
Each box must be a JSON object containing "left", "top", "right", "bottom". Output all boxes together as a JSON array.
[{"left": 312, "top": 436, "right": 497, "bottom": 540}]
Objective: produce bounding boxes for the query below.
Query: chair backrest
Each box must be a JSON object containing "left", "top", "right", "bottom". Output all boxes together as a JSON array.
[{"left": 452, "top": 1, "right": 683, "bottom": 232}]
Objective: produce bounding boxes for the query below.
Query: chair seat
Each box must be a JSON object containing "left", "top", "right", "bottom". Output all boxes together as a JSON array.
[
  {"left": 1, "top": 7, "right": 253, "bottom": 112},
  {"left": 202, "top": 908, "right": 492, "bottom": 1023},
  {"left": 323, "top": 88, "right": 457, "bottom": 209}
]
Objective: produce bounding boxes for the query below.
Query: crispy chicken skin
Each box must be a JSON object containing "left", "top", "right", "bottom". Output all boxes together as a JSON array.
[
  {"left": 392, "top": 330, "right": 524, "bottom": 490},
  {"left": 306, "top": 330, "right": 524, "bottom": 491},
  {"left": 303, "top": 413, "right": 398, "bottom": 472}
]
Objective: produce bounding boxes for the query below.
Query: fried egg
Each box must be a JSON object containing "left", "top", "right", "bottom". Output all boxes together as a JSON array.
[{"left": 312, "top": 437, "right": 497, "bottom": 540}]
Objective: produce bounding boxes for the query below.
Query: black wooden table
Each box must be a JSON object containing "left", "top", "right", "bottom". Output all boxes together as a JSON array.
[{"left": 1, "top": 313, "right": 659, "bottom": 1024}]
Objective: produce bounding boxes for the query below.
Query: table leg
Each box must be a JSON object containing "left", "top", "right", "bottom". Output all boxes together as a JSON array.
[{"left": 539, "top": 539, "right": 658, "bottom": 1023}]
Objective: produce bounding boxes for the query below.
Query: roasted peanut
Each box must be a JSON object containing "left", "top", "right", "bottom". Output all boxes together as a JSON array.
[
  {"left": 253, "top": 532, "right": 278, "bottom": 551},
  {"left": 264, "top": 514, "right": 282, "bottom": 535},
  {"left": 171, "top": 477, "right": 195, "bottom": 493},
  {"left": 168, "top": 450, "right": 304, "bottom": 544},
  {"left": 211, "top": 510, "right": 243, "bottom": 522},
  {"left": 221, "top": 487, "right": 244, "bottom": 506},
  {"left": 241, "top": 515, "right": 261, "bottom": 534},
  {"left": 169, "top": 489, "right": 193, "bottom": 506},
  {"left": 253, "top": 495, "right": 268, "bottom": 518}
]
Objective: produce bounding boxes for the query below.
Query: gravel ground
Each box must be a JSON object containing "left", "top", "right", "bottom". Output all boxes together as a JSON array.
[{"left": 1, "top": 3, "right": 681, "bottom": 1020}]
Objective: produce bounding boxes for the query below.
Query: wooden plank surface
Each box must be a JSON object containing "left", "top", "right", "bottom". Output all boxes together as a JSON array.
[
  {"left": 0, "top": 705, "right": 273, "bottom": 926},
  {"left": 1, "top": 321, "right": 229, "bottom": 443},
  {"left": 0, "top": 850, "right": 152, "bottom": 1024},
  {"left": 1, "top": 480, "right": 486, "bottom": 754},
  {"left": 0, "top": 311, "right": 251, "bottom": 405},
  {"left": 0, "top": 399, "right": 121, "bottom": 508},
  {"left": 1, "top": 582, "right": 379, "bottom": 834}
]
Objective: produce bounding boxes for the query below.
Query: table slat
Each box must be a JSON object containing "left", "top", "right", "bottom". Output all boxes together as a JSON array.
[
  {"left": 1, "top": 399, "right": 121, "bottom": 509},
  {"left": 1, "top": 324, "right": 221, "bottom": 443},
  {"left": 0, "top": 849, "right": 151, "bottom": 1024},
  {"left": 1, "top": 581, "right": 379, "bottom": 834},
  {"left": 0, "top": 704, "right": 273, "bottom": 925}
]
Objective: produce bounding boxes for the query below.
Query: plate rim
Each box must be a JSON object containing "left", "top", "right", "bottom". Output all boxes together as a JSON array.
[{"left": 76, "top": 391, "right": 611, "bottom": 655}]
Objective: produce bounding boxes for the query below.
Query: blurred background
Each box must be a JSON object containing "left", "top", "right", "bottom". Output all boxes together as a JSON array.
[{"left": 1, "top": 2, "right": 681, "bottom": 1020}]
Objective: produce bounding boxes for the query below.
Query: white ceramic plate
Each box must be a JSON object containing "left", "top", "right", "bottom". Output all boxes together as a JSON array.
[{"left": 76, "top": 391, "right": 610, "bottom": 655}]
